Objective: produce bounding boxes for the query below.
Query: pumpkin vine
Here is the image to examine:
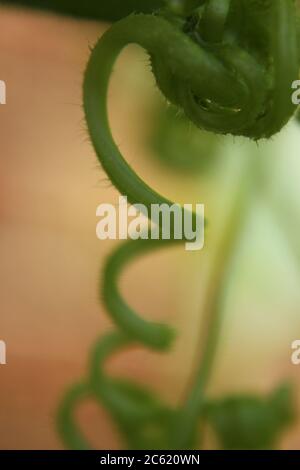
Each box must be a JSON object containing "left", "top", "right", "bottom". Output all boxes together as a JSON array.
[{"left": 57, "top": 0, "right": 299, "bottom": 450}]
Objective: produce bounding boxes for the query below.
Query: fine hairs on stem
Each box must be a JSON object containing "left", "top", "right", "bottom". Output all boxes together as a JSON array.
[{"left": 57, "top": 0, "right": 299, "bottom": 450}]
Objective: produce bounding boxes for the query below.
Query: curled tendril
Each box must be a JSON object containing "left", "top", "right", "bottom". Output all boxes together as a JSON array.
[
  {"left": 58, "top": 332, "right": 176, "bottom": 449},
  {"left": 156, "top": 0, "right": 299, "bottom": 138},
  {"left": 58, "top": 0, "right": 299, "bottom": 450}
]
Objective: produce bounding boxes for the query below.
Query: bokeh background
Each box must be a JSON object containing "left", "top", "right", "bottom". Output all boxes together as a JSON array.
[{"left": 1, "top": 3, "right": 300, "bottom": 449}]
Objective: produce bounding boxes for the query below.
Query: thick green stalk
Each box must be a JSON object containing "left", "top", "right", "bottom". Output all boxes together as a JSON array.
[{"left": 173, "top": 151, "right": 256, "bottom": 448}]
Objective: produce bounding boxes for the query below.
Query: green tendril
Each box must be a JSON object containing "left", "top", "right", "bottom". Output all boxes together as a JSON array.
[{"left": 58, "top": 0, "right": 299, "bottom": 450}]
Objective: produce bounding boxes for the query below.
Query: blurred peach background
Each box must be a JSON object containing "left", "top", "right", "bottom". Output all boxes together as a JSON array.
[{"left": 1, "top": 5, "right": 300, "bottom": 449}]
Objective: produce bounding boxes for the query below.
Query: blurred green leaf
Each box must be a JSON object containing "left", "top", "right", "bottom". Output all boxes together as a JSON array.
[
  {"left": 1, "top": 0, "right": 165, "bottom": 22},
  {"left": 96, "top": 378, "right": 175, "bottom": 450},
  {"left": 150, "top": 104, "right": 219, "bottom": 175},
  {"left": 205, "top": 384, "right": 294, "bottom": 450}
]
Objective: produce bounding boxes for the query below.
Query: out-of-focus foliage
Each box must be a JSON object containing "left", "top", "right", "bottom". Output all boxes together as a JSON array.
[
  {"left": 58, "top": 333, "right": 175, "bottom": 450},
  {"left": 59, "top": 334, "right": 295, "bottom": 450},
  {"left": 98, "top": 380, "right": 174, "bottom": 450},
  {"left": 205, "top": 384, "right": 294, "bottom": 450},
  {"left": 0, "top": 0, "right": 165, "bottom": 22},
  {"left": 150, "top": 104, "right": 219, "bottom": 174}
]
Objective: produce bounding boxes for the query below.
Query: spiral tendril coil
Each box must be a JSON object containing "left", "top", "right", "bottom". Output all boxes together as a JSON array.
[{"left": 57, "top": 0, "right": 299, "bottom": 450}]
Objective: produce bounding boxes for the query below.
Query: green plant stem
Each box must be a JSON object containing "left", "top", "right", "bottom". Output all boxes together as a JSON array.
[
  {"left": 58, "top": 1, "right": 299, "bottom": 450},
  {"left": 172, "top": 149, "right": 257, "bottom": 449}
]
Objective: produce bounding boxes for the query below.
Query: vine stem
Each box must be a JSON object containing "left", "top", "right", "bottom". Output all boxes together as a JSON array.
[
  {"left": 172, "top": 145, "right": 257, "bottom": 449},
  {"left": 82, "top": 12, "right": 248, "bottom": 351},
  {"left": 71, "top": 1, "right": 298, "bottom": 450}
]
